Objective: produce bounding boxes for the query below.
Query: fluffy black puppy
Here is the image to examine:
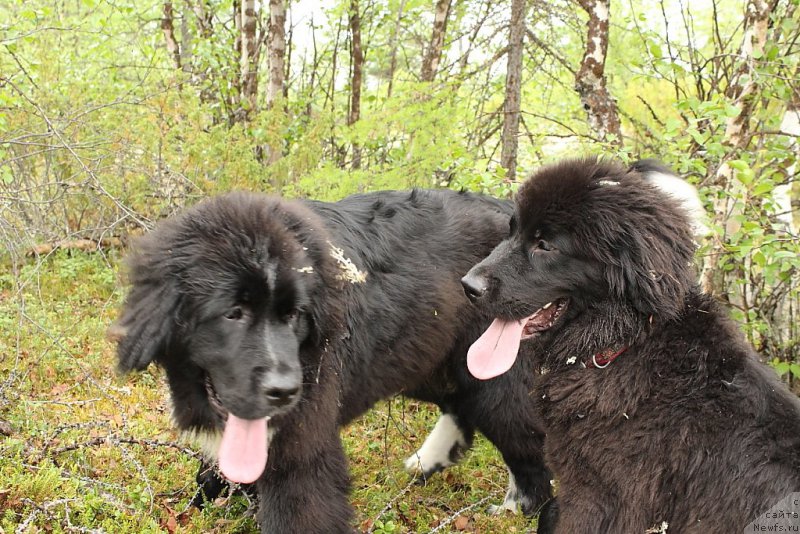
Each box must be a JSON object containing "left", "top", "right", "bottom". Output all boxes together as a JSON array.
[
  {"left": 111, "top": 189, "right": 553, "bottom": 533},
  {"left": 405, "top": 159, "right": 708, "bottom": 515},
  {"left": 462, "top": 158, "right": 800, "bottom": 533}
]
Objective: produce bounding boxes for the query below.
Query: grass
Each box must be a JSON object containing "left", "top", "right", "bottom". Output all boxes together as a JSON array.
[{"left": 0, "top": 251, "right": 535, "bottom": 533}]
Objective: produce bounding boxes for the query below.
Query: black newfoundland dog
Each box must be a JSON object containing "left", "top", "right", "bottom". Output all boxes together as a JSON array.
[
  {"left": 111, "top": 189, "right": 555, "bottom": 532},
  {"left": 462, "top": 157, "right": 800, "bottom": 533}
]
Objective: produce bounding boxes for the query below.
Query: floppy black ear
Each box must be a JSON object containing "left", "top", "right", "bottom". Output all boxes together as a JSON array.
[
  {"left": 603, "top": 208, "right": 696, "bottom": 320},
  {"left": 110, "top": 281, "right": 182, "bottom": 373},
  {"left": 625, "top": 243, "right": 692, "bottom": 319}
]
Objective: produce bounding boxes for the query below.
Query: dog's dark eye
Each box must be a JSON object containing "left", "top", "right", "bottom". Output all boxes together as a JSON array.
[
  {"left": 532, "top": 240, "right": 555, "bottom": 253},
  {"left": 225, "top": 307, "right": 244, "bottom": 320},
  {"left": 284, "top": 308, "right": 301, "bottom": 324}
]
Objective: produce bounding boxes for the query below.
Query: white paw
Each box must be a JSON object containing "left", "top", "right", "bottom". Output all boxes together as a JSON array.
[
  {"left": 404, "top": 414, "right": 466, "bottom": 474},
  {"left": 488, "top": 471, "right": 522, "bottom": 515},
  {"left": 488, "top": 499, "right": 519, "bottom": 515}
]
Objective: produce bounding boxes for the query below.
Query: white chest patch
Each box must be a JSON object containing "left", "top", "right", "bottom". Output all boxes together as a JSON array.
[{"left": 182, "top": 425, "right": 277, "bottom": 460}]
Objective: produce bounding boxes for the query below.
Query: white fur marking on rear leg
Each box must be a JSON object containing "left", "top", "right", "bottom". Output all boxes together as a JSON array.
[
  {"left": 404, "top": 414, "right": 466, "bottom": 474},
  {"left": 488, "top": 471, "right": 521, "bottom": 515}
]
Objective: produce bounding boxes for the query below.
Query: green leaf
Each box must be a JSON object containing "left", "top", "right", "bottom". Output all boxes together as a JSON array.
[
  {"left": 687, "top": 127, "right": 705, "bottom": 145},
  {"left": 664, "top": 117, "right": 682, "bottom": 136},
  {"left": 773, "top": 251, "right": 798, "bottom": 260},
  {"left": 735, "top": 168, "right": 755, "bottom": 186},
  {"left": 728, "top": 159, "right": 748, "bottom": 172},
  {"left": 752, "top": 181, "right": 774, "bottom": 196},
  {"left": 791, "top": 364, "right": 800, "bottom": 379},
  {"left": 649, "top": 43, "right": 663, "bottom": 58},
  {"left": 1, "top": 167, "right": 13, "bottom": 185},
  {"left": 765, "top": 43, "right": 780, "bottom": 61},
  {"left": 723, "top": 103, "right": 741, "bottom": 117}
]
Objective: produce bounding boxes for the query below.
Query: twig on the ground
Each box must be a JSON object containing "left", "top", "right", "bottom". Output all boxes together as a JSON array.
[
  {"left": 424, "top": 493, "right": 498, "bottom": 534},
  {"left": 366, "top": 476, "right": 418, "bottom": 534},
  {"left": 48, "top": 434, "right": 202, "bottom": 460},
  {"left": 20, "top": 462, "right": 133, "bottom": 512},
  {"left": 16, "top": 498, "right": 76, "bottom": 534},
  {"left": 27, "top": 237, "right": 125, "bottom": 257}
]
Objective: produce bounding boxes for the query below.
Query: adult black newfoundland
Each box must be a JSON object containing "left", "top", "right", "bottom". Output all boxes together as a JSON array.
[
  {"left": 462, "top": 157, "right": 800, "bottom": 533},
  {"left": 110, "top": 189, "right": 554, "bottom": 532}
]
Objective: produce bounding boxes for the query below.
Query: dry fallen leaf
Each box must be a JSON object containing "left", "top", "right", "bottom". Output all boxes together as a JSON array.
[
  {"left": 0, "top": 420, "right": 12, "bottom": 436},
  {"left": 161, "top": 505, "right": 179, "bottom": 534},
  {"left": 453, "top": 515, "right": 471, "bottom": 531}
]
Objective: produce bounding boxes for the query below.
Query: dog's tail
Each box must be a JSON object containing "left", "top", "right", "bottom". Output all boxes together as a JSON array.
[{"left": 632, "top": 159, "right": 709, "bottom": 239}]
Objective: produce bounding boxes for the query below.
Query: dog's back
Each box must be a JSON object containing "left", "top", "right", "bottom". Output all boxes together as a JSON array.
[{"left": 633, "top": 291, "right": 800, "bottom": 531}]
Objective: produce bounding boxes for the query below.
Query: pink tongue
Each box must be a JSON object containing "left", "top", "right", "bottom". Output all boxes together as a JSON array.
[
  {"left": 467, "top": 318, "right": 526, "bottom": 380},
  {"left": 218, "top": 414, "right": 269, "bottom": 484}
]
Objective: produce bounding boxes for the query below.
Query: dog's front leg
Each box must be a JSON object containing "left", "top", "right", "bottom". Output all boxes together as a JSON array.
[
  {"left": 534, "top": 497, "right": 558, "bottom": 534},
  {"left": 256, "top": 431, "right": 354, "bottom": 534}
]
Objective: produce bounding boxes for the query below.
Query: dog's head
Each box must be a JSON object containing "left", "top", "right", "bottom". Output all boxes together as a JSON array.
[
  {"left": 109, "top": 192, "right": 341, "bottom": 481},
  {"left": 462, "top": 158, "right": 699, "bottom": 379}
]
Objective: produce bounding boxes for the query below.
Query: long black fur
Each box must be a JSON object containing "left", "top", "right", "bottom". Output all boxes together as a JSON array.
[
  {"left": 463, "top": 157, "right": 800, "bottom": 533},
  {"left": 112, "top": 189, "right": 553, "bottom": 532}
]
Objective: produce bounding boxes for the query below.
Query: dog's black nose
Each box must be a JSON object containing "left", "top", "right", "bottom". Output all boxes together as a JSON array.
[
  {"left": 259, "top": 370, "right": 301, "bottom": 408},
  {"left": 265, "top": 384, "right": 299, "bottom": 407},
  {"left": 461, "top": 272, "right": 488, "bottom": 302}
]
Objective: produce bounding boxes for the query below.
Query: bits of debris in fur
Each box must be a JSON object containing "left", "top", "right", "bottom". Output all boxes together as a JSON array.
[
  {"left": 328, "top": 242, "right": 368, "bottom": 283},
  {"left": 645, "top": 521, "right": 669, "bottom": 533}
]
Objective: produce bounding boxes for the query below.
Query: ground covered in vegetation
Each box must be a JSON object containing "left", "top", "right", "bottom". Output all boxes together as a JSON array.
[
  {"left": 3, "top": 0, "right": 799, "bottom": 531},
  {"left": 0, "top": 251, "right": 534, "bottom": 533}
]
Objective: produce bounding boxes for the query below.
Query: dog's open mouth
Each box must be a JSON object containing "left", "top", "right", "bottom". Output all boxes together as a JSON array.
[
  {"left": 203, "top": 374, "right": 270, "bottom": 485},
  {"left": 205, "top": 374, "right": 227, "bottom": 419},
  {"left": 467, "top": 298, "right": 569, "bottom": 380},
  {"left": 521, "top": 298, "right": 569, "bottom": 340}
]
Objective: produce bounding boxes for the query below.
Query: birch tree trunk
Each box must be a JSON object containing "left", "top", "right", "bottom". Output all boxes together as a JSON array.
[
  {"left": 179, "top": 4, "right": 192, "bottom": 71},
  {"left": 348, "top": 0, "right": 364, "bottom": 169},
  {"left": 777, "top": 102, "right": 799, "bottom": 235},
  {"left": 267, "top": 0, "right": 286, "bottom": 108},
  {"left": 386, "top": 0, "right": 407, "bottom": 97},
  {"left": 267, "top": 0, "right": 286, "bottom": 164},
  {"left": 773, "top": 99, "right": 800, "bottom": 357},
  {"left": 188, "top": 0, "right": 215, "bottom": 106},
  {"left": 239, "top": 0, "right": 259, "bottom": 118},
  {"left": 192, "top": 0, "right": 213, "bottom": 38},
  {"left": 701, "top": 0, "right": 772, "bottom": 295},
  {"left": 420, "top": 0, "right": 452, "bottom": 82},
  {"left": 574, "top": 0, "right": 621, "bottom": 143},
  {"left": 161, "top": 2, "right": 181, "bottom": 70},
  {"left": 500, "top": 0, "right": 526, "bottom": 181},
  {"left": 232, "top": 0, "right": 243, "bottom": 123}
]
